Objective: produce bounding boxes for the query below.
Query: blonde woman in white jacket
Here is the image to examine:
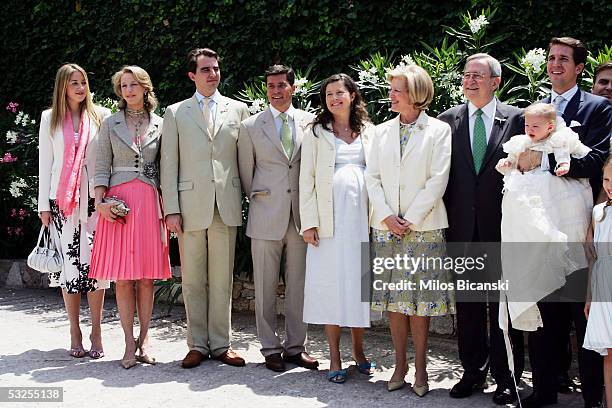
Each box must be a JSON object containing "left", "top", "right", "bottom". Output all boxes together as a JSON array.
[
  {"left": 38, "top": 64, "right": 110, "bottom": 359},
  {"left": 365, "top": 65, "right": 455, "bottom": 396},
  {"left": 300, "top": 74, "right": 375, "bottom": 383}
]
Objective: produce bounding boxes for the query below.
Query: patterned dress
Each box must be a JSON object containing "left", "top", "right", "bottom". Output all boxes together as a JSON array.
[
  {"left": 370, "top": 122, "right": 455, "bottom": 316},
  {"left": 47, "top": 131, "right": 109, "bottom": 293}
]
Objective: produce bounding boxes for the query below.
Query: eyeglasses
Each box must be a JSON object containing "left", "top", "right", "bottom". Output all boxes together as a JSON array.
[{"left": 463, "top": 72, "right": 494, "bottom": 81}]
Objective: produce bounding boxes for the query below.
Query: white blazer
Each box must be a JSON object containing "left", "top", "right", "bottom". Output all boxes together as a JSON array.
[
  {"left": 299, "top": 123, "right": 374, "bottom": 238},
  {"left": 38, "top": 107, "right": 110, "bottom": 213},
  {"left": 365, "top": 111, "right": 451, "bottom": 231}
]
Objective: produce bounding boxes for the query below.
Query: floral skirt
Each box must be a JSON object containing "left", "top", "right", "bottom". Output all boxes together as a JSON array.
[
  {"left": 370, "top": 228, "right": 456, "bottom": 316},
  {"left": 49, "top": 199, "right": 109, "bottom": 294}
]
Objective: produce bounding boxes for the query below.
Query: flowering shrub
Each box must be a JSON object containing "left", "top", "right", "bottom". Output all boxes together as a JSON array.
[{"left": 0, "top": 102, "right": 40, "bottom": 257}]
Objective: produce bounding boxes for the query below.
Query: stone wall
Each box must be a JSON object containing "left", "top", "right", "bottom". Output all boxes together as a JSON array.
[{"left": 0, "top": 260, "right": 455, "bottom": 335}]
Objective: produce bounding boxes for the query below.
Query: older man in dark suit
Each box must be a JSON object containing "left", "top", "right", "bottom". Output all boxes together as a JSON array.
[
  {"left": 519, "top": 37, "right": 612, "bottom": 408},
  {"left": 439, "top": 53, "right": 525, "bottom": 406}
]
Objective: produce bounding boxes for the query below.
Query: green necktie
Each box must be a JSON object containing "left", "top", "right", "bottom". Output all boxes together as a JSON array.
[
  {"left": 472, "top": 109, "right": 487, "bottom": 173},
  {"left": 280, "top": 112, "right": 293, "bottom": 159}
]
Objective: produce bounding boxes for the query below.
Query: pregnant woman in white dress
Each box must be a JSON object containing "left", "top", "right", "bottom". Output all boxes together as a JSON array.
[{"left": 300, "top": 74, "right": 375, "bottom": 383}]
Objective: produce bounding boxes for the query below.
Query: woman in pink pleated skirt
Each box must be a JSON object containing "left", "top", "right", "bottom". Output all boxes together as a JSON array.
[{"left": 90, "top": 66, "right": 170, "bottom": 369}]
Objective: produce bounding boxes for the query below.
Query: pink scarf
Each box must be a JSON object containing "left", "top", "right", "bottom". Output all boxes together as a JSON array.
[{"left": 56, "top": 110, "right": 90, "bottom": 216}]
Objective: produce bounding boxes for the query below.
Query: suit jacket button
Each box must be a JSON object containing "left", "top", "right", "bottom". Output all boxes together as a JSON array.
[
  {"left": 288, "top": 165, "right": 292, "bottom": 169},
  {"left": 287, "top": 189, "right": 291, "bottom": 193}
]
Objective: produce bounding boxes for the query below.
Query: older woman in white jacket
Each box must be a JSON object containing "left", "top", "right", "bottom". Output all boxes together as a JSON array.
[
  {"left": 365, "top": 64, "right": 455, "bottom": 396},
  {"left": 38, "top": 63, "right": 110, "bottom": 359},
  {"left": 300, "top": 73, "right": 375, "bottom": 384}
]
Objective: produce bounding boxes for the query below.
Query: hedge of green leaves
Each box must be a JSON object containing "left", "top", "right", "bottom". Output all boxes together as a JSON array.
[
  {"left": 2, "top": 0, "right": 610, "bottom": 113},
  {"left": 1, "top": 0, "right": 610, "bottom": 266}
]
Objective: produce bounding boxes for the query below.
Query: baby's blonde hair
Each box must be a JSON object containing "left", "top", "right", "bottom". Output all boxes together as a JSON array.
[{"left": 524, "top": 103, "right": 557, "bottom": 130}]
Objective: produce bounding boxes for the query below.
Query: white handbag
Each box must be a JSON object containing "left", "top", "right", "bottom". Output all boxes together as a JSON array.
[{"left": 27, "top": 225, "right": 63, "bottom": 273}]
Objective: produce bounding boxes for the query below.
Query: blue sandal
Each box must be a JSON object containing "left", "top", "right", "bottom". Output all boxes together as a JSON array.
[
  {"left": 327, "top": 369, "right": 348, "bottom": 383},
  {"left": 356, "top": 361, "right": 376, "bottom": 375}
]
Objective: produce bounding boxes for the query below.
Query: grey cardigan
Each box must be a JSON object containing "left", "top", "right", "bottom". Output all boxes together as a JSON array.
[{"left": 95, "top": 110, "right": 163, "bottom": 189}]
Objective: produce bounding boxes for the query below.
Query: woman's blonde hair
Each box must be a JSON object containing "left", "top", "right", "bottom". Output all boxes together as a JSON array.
[
  {"left": 112, "top": 66, "right": 157, "bottom": 111},
  {"left": 386, "top": 64, "right": 434, "bottom": 111},
  {"left": 50, "top": 63, "right": 100, "bottom": 133}
]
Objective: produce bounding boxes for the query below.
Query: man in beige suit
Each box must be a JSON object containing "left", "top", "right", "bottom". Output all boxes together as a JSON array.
[
  {"left": 237, "top": 65, "right": 318, "bottom": 372},
  {"left": 161, "top": 48, "right": 249, "bottom": 368}
]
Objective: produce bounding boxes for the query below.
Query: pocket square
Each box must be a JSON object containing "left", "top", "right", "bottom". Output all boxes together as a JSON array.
[{"left": 569, "top": 120, "right": 582, "bottom": 127}]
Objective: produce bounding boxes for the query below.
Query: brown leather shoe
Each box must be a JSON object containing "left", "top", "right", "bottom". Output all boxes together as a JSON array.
[
  {"left": 264, "top": 353, "right": 286, "bottom": 372},
  {"left": 181, "top": 350, "right": 208, "bottom": 369},
  {"left": 283, "top": 352, "right": 319, "bottom": 369},
  {"left": 215, "top": 348, "right": 246, "bottom": 367}
]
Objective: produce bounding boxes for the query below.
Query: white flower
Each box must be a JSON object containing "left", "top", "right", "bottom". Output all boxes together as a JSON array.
[
  {"left": 6, "top": 130, "right": 18, "bottom": 144},
  {"left": 248, "top": 98, "right": 267, "bottom": 114},
  {"left": 468, "top": 15, "right": 489, "bottom": 34},
  {"left": 358, "top": 68, "right": 382, "bottom": 85},
  {"left": 14, "top": 111, "right": 33, "bottom": 127},
  {"left": 397, "top": 55, "right": 416, "bottom": 68},
  {"left": 9, "top": 178, "right": 28, "bottom": 198},
  {"left": 14, "top": 111, "right": 24, "bottom": 126},
  {"left": 294, "top": 77, "right": 307, "bottom": 89},
  {"left": 294, "top": 77, "right": 309, "bottom": 96},
  {"left": 521, "top": 48, "right": 546, "bottom": 73}
]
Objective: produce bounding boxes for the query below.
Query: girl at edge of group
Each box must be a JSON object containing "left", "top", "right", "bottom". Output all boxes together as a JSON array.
[{"left": 584, "top": 156, "right": 612, "bottom": 408}]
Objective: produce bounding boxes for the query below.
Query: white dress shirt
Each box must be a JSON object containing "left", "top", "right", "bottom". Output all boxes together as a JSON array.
[
  {"left": 467, "top": 97, "right": 497, "bottom": 146},
  {"left": 551, "top": 84, "right": 579, "bottom": 115},
  {"left": 195, "top": 89, "right": 220, "bottom": 122},
  {"left": 270, "top": 104, "right": 296, "bottom": 143}
]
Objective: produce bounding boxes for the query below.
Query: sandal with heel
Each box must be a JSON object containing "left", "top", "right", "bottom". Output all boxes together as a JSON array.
[
  {"left": 88, "top": 335, "right": 105, "bottom": 359},
  {"left": 327, "top": 369, "right": 348, "bottom": 384},
  {"left": 135, "top": 337, "right": 156, "bottom": 365}
]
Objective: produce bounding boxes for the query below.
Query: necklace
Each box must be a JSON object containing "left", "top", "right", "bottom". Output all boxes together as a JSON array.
[
  {"left": 332, "top": 121, "right": 353, "bottom": 139},
  {"left": 125, "top": 110, "right": 147, "bottom": 148},
  {"left": 126, "top": 107, "right": 146, "bottom": 116}
]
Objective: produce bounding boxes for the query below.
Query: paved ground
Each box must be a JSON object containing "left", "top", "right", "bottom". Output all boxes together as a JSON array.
[{"left": 0, "top": 288, "right": 585, "bottom": 407}]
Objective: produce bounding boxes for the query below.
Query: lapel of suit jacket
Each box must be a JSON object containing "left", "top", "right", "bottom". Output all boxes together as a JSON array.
[
  {"left": 292, "top": 109, "right": 310, "bottom": 163},
  {"left": 316, "top": 124, "right": 337, "bottom": 150},
  {"left": 112, "top": 111, "right": 139, "bottom": 154},
  {"left": 562, "top": 88, "right": 583, "bottom": 125},
  {"left": 261, "top": 108, "right": 288, "bottom": 160},
  {"left": 383, "top": 116, "right": 402, "bottom": 166},
  {"left": 481, "top": 102, "right": 511, "bottom": 170},
  {"left": 212, "top": 95, "right": 230, "bottom": 139},
  {"left": 140, "top": 113, "right": 162, "bottom": 148},
  {"left": 360, "top": 123, "right": 374, "bottom": 165},
  {"left": 185, "top": 95, "right": 210, "bottom": 139},
  {"left": 400, "top": 111, "right": 428, "bottom": 162},
  {"left": 455, "top": 104, "right": 475, "bottom": 174}
]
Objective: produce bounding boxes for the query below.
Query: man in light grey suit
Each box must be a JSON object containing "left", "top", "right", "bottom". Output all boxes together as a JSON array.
[
  {"left": 161, "top": 48, "right": 249, "bottom": 369},
  {"left": 238, "top": 65, "right": 318, "bottom": 372}
]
